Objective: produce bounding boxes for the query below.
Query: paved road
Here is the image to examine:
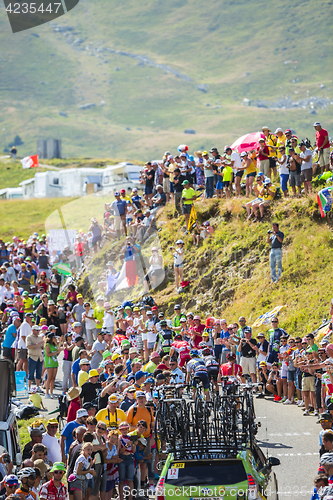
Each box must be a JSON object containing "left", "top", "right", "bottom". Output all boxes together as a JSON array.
[
  {"left": 255, "top": 397, "right": 318, "bottom": 497},
  {"left": 17, "top": 357, "right": 318, "bottom": 496}
]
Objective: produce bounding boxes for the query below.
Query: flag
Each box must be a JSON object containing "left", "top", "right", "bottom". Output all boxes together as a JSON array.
[
  {"left": 52, "top": 263, "right": 72, "bottom": 276},
  {"left": 317, "top": 187, "right": 333, "bottom": 217},
  {"left": 187, "top": 205, "right": 198, "bottom": 232},
  {"left": 21, "top": 154, "right": 39, "bottom": 169},
  {"left": 252, "top": 306, "right": 284, "bottom": 328},
  {"left": 106, "top": 271, "right": 120, "bottom": 295},
  {"left": 115, "top": 259, "right": 138, "bottom": 291}
]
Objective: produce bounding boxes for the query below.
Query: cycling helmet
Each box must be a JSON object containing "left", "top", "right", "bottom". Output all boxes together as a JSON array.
[
  {"left": 198, "top": 342, "right": 208, "bottom": 349},
  {"left": 159, "top": 320, "right": 167, "bottom": 327},
  {"left": 17, "top": 467, "right": 37, "bottom": 480},
  {"left": 321, "top": 453, "right": 333, "bottom": 466},
  {"left": 4, "top": 475, "right": 19, "bottom": 486},
  {"left": 190, "top": 349, "right": 199, "bottom": 358},
  {"left": 202, "top": 347, "right": 211, "bottom": 357},
  {"left": 226, "top": 352, "right": 236, "bottom": 360},
  {"left": 174, "top": 334, "right": 182, "bottom": 340}
]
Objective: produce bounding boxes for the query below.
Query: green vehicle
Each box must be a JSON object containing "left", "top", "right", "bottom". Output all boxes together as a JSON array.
[{"left": 156, "top": 443, "right": 280, "bottom": 500}]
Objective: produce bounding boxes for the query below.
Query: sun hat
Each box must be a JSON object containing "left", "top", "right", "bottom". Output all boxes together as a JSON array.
[
  {"left": 103, "top": 351, "right": 112, "bottom": 360},
  {"left": 150, "top": 351, "right": 160, "bottom": 359},
  {"left": 34, "top": 459, "right": 50, "bottom": 476},
  {"left": 108, "top": 395, "right": 119, "bottom": 403},
  {"left": 67, "top": 387, "right": 81, "bottom": 401},
  {"left": 76, "top": 409, "right": 88, "bottom": 418},
  {"left": 193, "top": 315, "right": 201, "bottom": 320},
  {"left": 51, "top": 462, "right": 66, "bottom": 473},
  {"left": 138, "top": 437, "right": 147, "bottom": 446},
  {"left": 112, "top": 352, "right": 121, "bottom": 361},
  {"left": 129, "top": 347, "right": 138, "bottom": 354},
  {"left": 79, "top": 358, "right": 90, "bottom": 365},
  {"left": 47, "top": 418, "right": 58, "bottom": 425},
  {"left": 88, "top": 369, "right": 99, "bottom": 378}
]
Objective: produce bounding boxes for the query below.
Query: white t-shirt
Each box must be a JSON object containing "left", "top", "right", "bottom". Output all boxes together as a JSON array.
[
  {"left": 173, "top": 248, "right": 184, "bottom": 266},
  {"left": 18, "top": 321, "right": 32, "bottom": 349},
  {"left": 230, "top": 151, "right": 242, "bottom": 172},
  {"left": 74, "top": 454, "right": 93, "bottom": 479},
  {"left": 103, "top": 310, "right": 114, "bottom": 329},
  {"left": 146, "top": 319, "right": 156, "bottom": 344},
  {"left": 300, "top": 148, "right": 313, "bottom": 171},
  {"left": 83, "top": 309, "right": 96, "bottom": 330},
  {"left": 42, "top": 432, "right": 62, "bottom": 464},
  {"left": 278, "top": 154, "right": 289, "bottom": 175}
]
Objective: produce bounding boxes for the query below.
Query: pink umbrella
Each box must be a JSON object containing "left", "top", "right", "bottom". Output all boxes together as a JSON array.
[{"left": 231, "top": 131, "right": 266, "bottom": 153}]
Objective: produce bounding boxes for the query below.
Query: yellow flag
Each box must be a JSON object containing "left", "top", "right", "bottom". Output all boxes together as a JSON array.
[{"left": 187, "top": 205, "right": 198, "bottom": 232}]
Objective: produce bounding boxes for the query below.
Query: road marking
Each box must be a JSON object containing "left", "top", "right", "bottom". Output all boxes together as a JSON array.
[
  {"left": 303, "top": 432, "right": 312, "bottom": 435},
  {"left": 276, "top": 452, "right": 318, "bottom": 457}
]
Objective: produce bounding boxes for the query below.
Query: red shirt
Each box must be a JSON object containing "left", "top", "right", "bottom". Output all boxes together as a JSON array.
[
  {"left": 75, "top": 241, "right": 85, "bottom": 257},
  {"left": 190, "top": 324, "right": 204, "bottom": 347},
  {"left": 67, "top": 397, "right": 81, "bottom": 423},
  {"left": 219, "top": 362, "right": 242, "bottom": 377},
  {"left": 316, "top": 128, "right": 330, "bottom": 149},
  {"left": 257, "top": 145, "right": 270, "bottom": 161}
]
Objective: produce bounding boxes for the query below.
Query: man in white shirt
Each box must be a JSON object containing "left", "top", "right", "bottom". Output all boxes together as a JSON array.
[
  {"left": 42, "top": 418, "right": 62, "bottom": 464},
  {"left": 298, "top": 142, "right": 313, "bottom": 195},
  {"left": 226, "top": 147, "right": 244, "bottom": 197},
  {"left": 17, "top": 312, "right": 33, "bottom": 374}
]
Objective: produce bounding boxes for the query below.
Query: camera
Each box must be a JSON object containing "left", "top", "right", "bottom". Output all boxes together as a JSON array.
[
  {"left": 267, "top": 230, "right": 272, "bottom": 234},
  {"left": 259, "top": 368, "right": 263, "bottom": 372},
  {"left": 3, "top": 454, "right": 11, "bottom": 463}
]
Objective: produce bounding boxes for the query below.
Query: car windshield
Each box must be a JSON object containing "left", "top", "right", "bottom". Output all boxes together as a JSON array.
[
  {"left": 166, "top": 460, "right": 247, "bottom": 486},
  {"left": 128, "top": 172, "right": 141, "bottom": 181},
  {"left": 0, "top": 430, "right": 8, "bottom": 451}
]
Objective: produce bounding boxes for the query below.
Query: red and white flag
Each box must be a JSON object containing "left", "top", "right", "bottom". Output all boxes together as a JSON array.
[{"left": 21, "top": 154, "right": 39, "bottom": 169}]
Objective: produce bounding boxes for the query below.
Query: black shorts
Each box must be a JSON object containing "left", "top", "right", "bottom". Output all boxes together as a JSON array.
[
  {"left": 182, "top": 204, "right": 192, "bottom": 215},
  {"left": 3, "top": 347, "right": 14, "bottom": 360},
  {"left": 235, "top": 171, "right": 244, "bottom": 178},
  {"left": 207, "top": 366, "right": 219, "bottom": 381}
]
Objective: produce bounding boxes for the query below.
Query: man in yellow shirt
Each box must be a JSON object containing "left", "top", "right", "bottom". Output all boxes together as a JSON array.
[
  {"left": 256, "top": 179, "right": 276, "bottom": 221},
  {"left": 262, "top": 126, "right": 278, "bottom": 178},
  {"left": 95, "top": 395, "right": 126, "bottom": 430},
  {"left": 78, "top": 358, "right": 90, "bottom": 387},
  {"left": 22, "top": 291, "right": 34, "bottom": 313},
  {"left": 181, "top": 180, "right": 198, "bottom": 227}
]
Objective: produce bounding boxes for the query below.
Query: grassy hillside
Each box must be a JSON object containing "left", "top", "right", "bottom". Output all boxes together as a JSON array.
[
  {"left": 0, "top": 0, "right": 332, "bottom": 159},
  {"left": 79, "top": 194, "right": 333, "bottom": 335}
]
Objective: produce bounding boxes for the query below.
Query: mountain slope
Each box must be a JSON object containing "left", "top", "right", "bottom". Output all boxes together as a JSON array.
[{"left": 0, "top": 0, "right": 332, "bottom": 159}]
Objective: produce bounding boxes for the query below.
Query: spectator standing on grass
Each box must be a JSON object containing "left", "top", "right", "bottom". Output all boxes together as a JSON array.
[
  {"left": 314, "top": 122, "right": 330, "bottom": 173},
  {"left": 202, "top": 151, "right": 214, "bottom": 198},
  {"left": 298, "top": 142, "right": 313, "bottom": 195},
  {"left": 256, "top": 138, "right": 270, "bottom": 178},
  {"left": 288, "top": 148, "right": 302, "bottom": 197},
  {"left": 181, "top": 180, "right": 197, "bottom": 228},
  {"left": 111, "top": 192, "right": 127, "bottom": 239},
  {"left": 267, "top": 222, "right": 284, "bottom": 284},
  {"left": 10, "top": 146, "right": 17, "bottom": 161},
  {"left": 276, "top": 145, "right": 289, "bottom": 197}
]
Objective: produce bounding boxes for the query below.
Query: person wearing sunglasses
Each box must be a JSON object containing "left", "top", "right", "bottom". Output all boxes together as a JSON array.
[
  {"left": 42, "top": 419, "right": 61, "bottom": 465},
  {"left": 39, "top": 462, "right": 67, "bottom": 500},
  {"left": 2, "top": 474, "right": 19, "bottom": 498},
  {"left": 267, "top": 317, "right": 288, "bottom": 365}
]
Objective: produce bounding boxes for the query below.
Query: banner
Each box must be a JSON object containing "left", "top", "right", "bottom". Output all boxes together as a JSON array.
[
  {"left": 317, "top": 186, "right": 333, "bottom": 217},
  {"left": 252, "top": 306, "right": 284, "bottom": 328},
  {"left": 48, "top": 229, "right": 77, "bottom": 254},
  {"left": 21, "top": 154, "right": 39, "bottom": 169},
  {"left": 187, "top": 205, "right": 198, "bottom": 232}
]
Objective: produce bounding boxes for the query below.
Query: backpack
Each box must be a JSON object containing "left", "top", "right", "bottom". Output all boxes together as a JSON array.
[
  {"left": 274, "top": 186, "right": 282, "bottom": 200},
  {"left": 142, "top": 295, "right": 156, "bottom": 308}
]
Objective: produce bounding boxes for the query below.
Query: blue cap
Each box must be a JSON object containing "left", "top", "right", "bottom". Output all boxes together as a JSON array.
[
  {"left": 135, "top": 370, "right": 145, "bottom": 380},
  {"left": 115, "top": 191, "right": 120, "bottom": 196},
  {"left": 258, "top": 172, "right": 264, "bottom": 176}
]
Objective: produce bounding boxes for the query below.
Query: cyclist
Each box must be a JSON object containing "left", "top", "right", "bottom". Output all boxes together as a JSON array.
[
  {"left": 218, "top": 352, "right": 243, "bottom": 382},
  {"left": 154, "top": 319, "right": 174, "bottom": 355},
  {"left": 186, "top": 349, "right": 210, "bottom": 401},
  {"left": 202, "top": 346, "right": 219, "bottom": 391},
  {"left": 320, "top": 453, "right": 333, "bottom": 484},
  {"left": 169, "top": 333, "right": 191, "bottom": 368},
  {"left": 16, "top": 467, "right": 38, "bottom": 500}
]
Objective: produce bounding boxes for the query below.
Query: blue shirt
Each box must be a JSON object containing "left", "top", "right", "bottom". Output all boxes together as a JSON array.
[
  {"left": 71, "top": 358, "right": 81, "bottom": 384},
  {"left": 61, "top": 420, "right": 81, "bottom": 456},
  {"left": 111, "top": 199, "right": 127, "bottom": 216},
  {"left": 3, "top": 323, "right": 17, "bottom": 348},
  {"left": 220, "top": 330, "right": 230, "bottom": 351},
  {"left": 270, "top": 231, "right": 284, "bottom": 249}
]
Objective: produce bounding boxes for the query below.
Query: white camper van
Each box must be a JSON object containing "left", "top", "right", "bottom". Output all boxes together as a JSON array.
[
  {"left": 34, "top": 169, "right": 104, "bottom": 198},
  {"left": 101, "top": 162, "right": 143, "bottom": 194}
]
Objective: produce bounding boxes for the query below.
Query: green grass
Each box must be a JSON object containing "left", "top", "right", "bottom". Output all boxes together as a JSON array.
[
  {"left": 0, "top": 198, "right": 77, "bottom": 240},
  {"left": 0, "top": 0, "right": 332, "bottom": 159}
]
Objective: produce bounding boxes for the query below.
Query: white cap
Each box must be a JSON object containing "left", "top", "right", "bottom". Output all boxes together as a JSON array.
[
  {"left": 313, "top": 122, "right": 321, "bottom": 127},
  {"left": 76, "top": 409, "right": 88, "bottom": 418},
  {"left": 274, "top": 128, "right": 283, "bottom": 133}
]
